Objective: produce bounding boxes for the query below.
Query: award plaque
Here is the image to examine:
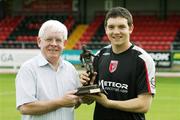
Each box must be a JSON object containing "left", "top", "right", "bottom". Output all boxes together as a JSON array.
[{"left": 75, "top": 46, "right": 103, "bottom": 96}]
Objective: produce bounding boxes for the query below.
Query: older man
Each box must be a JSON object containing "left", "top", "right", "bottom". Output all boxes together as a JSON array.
[{"left": 16, "top": 20, "right": 81, "bottom": 120}]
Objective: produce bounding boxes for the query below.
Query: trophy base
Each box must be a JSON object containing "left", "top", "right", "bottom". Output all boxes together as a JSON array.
[{"left": 75, "top": 84, "right": 102, "bottom": 96}]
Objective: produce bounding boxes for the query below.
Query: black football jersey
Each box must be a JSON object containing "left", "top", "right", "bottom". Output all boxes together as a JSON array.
[{"left": 93, "top": 44, "right": 156, "bottom": 120}]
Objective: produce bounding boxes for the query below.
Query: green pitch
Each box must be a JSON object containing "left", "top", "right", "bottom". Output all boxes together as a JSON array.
[{"left": 0, "top": 74, "right": 180, "bottom": 120}]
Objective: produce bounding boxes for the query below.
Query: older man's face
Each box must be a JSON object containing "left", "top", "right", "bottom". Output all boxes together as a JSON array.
[{"left": 37, "top": 27, "right": 65, "bottom": 63}]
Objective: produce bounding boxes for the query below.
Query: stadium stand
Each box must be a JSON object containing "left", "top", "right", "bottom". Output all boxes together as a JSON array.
[
  {"left": 0, "top": 0, "right": 180, "bottom": 52},
  {"left": 1, "top": 0, "right": 180, "bottom": 74},
  {"left": 1, "top": 15, "right": 77, "bottom": 49},
  {"left": 0, "top": 16, "right": 24, "bottom": 43},
  {"left": 73, "top": 15, "right": 105, "bottom": 49},
  {"left": 65, "top": 24, "right": 88, "bottom": 50},
  {"left": 0, "top": 14, "right": 180, "bottom": 51},
  {"left": 131, "top": 15, "right": 179, "bottom": 51}
]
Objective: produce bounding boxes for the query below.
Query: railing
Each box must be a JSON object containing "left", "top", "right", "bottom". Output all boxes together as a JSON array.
[
  {"left": 0, "top": 41, "right": 38, "bottom": 49},
  {"left": 172, "top": 42, "right": 180, "bottom": 51},
  {"left": 1, "top": 41, "right": 180, "bottom": 51},
  {"left": 74, "top": 41, "right": 110, "bottom": 50}
]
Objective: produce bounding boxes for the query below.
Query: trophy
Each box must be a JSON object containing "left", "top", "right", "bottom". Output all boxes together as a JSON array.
[{"left": 75, "top": 45, "right": 102, "bottom": 95}]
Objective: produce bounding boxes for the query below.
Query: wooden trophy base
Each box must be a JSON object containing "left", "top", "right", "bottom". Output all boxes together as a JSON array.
[{"left": 75, "top": 84, "right": 102, "bottom": 96}]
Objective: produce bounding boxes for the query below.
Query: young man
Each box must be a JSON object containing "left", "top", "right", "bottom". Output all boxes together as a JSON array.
[
  {"left": 16, "top": 20, "right": 81, "bottom": 120},
  {"left": 80, "top": 7, "right": 156, "bottom": 120}
]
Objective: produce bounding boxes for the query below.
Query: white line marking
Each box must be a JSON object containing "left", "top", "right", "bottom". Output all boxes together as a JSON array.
[{"left": 0, "top": 91, "right": 15, "bottom": 95}]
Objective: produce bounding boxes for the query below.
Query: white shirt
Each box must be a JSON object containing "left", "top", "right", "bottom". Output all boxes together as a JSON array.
[{"left": 16, "top": 53, "right": 81, "bottom": 120}]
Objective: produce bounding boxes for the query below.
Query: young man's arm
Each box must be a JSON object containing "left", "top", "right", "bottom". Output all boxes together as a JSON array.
[{"left": 89, "top": 92, "right": 152, "bottom": 113}]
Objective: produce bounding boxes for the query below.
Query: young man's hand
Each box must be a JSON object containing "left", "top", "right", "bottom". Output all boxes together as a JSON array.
[{"left": 79, "top": 72, "right": 97, "bottom": 85}]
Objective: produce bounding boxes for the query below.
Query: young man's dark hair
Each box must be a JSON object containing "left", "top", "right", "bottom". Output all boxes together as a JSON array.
[{"left": 104, "top": 7, "right": 133, "bottom": 27}]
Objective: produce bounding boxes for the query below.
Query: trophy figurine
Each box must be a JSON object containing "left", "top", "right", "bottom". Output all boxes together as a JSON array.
[{"left": 75, "top": 45, "right": 102, "bottom": 95}]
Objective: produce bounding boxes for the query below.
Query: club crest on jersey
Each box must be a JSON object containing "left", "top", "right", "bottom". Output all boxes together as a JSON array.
[{"left": 109, "top": 60, "right": 118, "bottom": 73}]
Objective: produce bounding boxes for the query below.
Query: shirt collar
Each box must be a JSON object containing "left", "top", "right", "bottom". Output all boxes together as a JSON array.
[
  {"left": 37, "top": 53, "right": 49, "bottom": 66},
  {"left": 37, "top": 53, "right": 64, "bottom": 68}
]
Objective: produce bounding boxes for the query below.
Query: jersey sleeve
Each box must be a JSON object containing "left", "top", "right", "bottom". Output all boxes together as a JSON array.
[{"left": 136, "top": 54, "right": 156, "bottom": 95}]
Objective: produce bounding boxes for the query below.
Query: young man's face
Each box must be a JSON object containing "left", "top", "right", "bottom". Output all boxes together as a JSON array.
[
  {"left": 105, "top": 16, "right": 133, "bottom": 46},
  {"left": 37, "top": 27, "right": 65, "bottom": 62}
]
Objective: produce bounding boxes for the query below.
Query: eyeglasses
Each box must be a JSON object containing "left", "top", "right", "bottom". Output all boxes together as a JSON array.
[{"left": 44, "top": 38, "right": 64, "bottom": 44}]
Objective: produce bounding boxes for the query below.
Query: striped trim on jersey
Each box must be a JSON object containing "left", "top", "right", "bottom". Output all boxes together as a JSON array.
[{"left": 132, "top": 45, "right": 156, "bottom": 94}]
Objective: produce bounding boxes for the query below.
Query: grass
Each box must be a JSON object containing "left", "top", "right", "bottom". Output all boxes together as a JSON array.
[
  {"left": 0, "top": 74, "right": 20, "bottom": 120},
  {"left": 0, "top": 74, "right": 180, "bottom": 120},
  {"left": 146, "top": 77, "right": 180, "bottom": 120}
]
